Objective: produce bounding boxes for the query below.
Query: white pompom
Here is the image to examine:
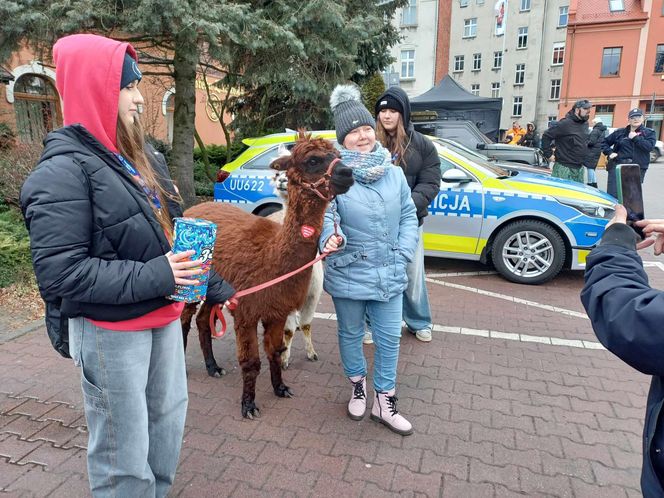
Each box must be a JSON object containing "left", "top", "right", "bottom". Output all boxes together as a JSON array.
[{"left": 330, "top": 84, "right": 362, "bottom": 110}]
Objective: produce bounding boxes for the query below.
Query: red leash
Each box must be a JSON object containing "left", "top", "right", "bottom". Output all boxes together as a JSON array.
[{"left": 209, "top": 250, "right": 332, "bottom": 338}]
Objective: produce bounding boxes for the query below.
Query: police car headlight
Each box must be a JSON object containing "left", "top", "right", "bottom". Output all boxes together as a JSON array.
[{"left": 556, "top": 198, "right": 614, "bottom": 219}]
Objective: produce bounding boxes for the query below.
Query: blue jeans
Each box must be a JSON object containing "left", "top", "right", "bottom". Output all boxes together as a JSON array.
[
  {"left": 586, "top": 168, "right": 597, "bottom": 184},
  {"left": 69, "top": 318, "right": 188, "bottom": 498},
  {"left": 403, "top": 226, "right": 432, "bottom": 333},
  {"left": 333, "top": 294, "right": 403, "bottom": 392}
]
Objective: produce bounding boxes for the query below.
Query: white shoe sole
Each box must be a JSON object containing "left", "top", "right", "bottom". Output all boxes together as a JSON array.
[{"left": 370, "top": 413, "right": 414, "bottom": 436}]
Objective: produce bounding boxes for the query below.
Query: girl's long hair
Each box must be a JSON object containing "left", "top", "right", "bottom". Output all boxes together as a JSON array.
[
  {"left": 116, "top": 116, "right": 180, "bottom": 240},
  {"left": 376, "top": 112, "right": 410, "bottom": 170}
]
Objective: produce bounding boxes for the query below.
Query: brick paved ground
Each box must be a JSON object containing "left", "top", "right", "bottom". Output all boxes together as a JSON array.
[
  {"left": 0, "top": 257, "right": 654, "bottom": 497},
  {"left": 2, "top": 134, "right": 661, "bottom": 498}
]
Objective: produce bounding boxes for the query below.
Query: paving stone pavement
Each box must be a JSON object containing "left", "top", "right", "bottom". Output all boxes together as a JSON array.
[{"left": 0, "top": 261, "right": 654, "bottom": 497}]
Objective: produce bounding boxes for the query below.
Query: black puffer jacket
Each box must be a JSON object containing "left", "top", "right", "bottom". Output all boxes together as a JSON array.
[
  {"left": 602, "top": 124, "right": 657, "bottom": 170},
  {"left": 541, "top": 109, "right": 590, "bottom": 169},
  {"left": 581, "top": 223, "right": 664, "bottom": 497},
  {"left": 584, "top": 122, "right": 607, "bottom": 170},
  {"left": 375, "top": 87, "right": 441, "bottom": 226},
  {"left": 20, "top": 125, "right": 234, "bottom": 355}
]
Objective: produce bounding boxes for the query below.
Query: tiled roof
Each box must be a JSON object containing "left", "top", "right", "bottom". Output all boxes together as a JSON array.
[
  {"left": 0, "top": 65, "right": 14, "bottom": 83},
  {"left": 573, "top": 0, "right": 647, "bottom": 25}
]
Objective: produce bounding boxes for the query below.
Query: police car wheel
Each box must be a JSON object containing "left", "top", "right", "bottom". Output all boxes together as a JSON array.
[
  {"left": 651, "top": 149, "right": 660, "bottom": 163},
  {"left": 491, "top": 220, "right": 565, "bottom": 285},
  {"left": 255, "top": 205, "right": 283, "bottom": 217}
]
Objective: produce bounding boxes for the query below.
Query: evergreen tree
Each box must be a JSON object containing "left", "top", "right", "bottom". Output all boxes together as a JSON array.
[
  {"left": 0, "top": 0, "right": 406, "bottom": 205},
  {"left": 361, "top": 73, "right": 387, "bottom": 116}
]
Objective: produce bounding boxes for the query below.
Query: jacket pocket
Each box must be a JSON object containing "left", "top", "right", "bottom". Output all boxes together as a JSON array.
[{"left": 329, "top": 250, "right": 361, "bottom": 268}]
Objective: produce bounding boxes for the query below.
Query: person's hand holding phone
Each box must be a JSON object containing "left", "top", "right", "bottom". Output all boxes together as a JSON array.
[{"left": 608, "top": 205, "right": 658, "bottom": 251}]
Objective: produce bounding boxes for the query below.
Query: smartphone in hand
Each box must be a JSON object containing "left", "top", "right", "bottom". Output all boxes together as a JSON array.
[{"left": 616, "top": 164, "right": 645, "bottom": 240}]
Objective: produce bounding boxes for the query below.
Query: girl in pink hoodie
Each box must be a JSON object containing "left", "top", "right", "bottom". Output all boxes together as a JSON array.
[{"left": 21, "top": 34, "right": 234, "bottom": 496}]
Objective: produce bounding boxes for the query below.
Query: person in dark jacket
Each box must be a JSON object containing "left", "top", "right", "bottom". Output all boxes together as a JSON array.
[
  {"left": 602, "top": 108, "right": 657, "bottom": 198},
  {"left": 584, "top": 117, "right": 607, "bottom": 188},
  {"left": 581, "top": 204, "right": 664, "bottom": 498},
  {"left": 373, "top": 86, "right": 442, "bottom": 343},
  {"left": 517, "top": 122, "right": 540, "bottom": 148},
  {"left": 541, "top": 99, "right": 592, "bottom": 183},
  {"left": 20, "top": 34, "right": 234, "bottom": 496}
]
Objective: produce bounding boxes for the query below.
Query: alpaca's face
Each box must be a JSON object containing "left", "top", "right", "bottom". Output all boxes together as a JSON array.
[
  {"left": 271, "top": 171, "right": 289, "bottom": 202},
  {"left": 271, "top": 136, "right": 354, "bottom": 199}
]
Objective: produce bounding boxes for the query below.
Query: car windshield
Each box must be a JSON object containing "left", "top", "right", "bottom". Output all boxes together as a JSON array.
[{"left": 432, "top": 138, "right": 510, "bottom": 177}]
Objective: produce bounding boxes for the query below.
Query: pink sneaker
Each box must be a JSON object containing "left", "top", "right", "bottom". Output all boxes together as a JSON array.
[
  {"left": 370, "top": 389, "right": 413, "bottom": 435},
  {"left": 347, "top": 376, "right": 367, "bottom": 420}
]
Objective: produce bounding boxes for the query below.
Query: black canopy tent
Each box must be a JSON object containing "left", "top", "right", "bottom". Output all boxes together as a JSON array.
[{"left": 409, "top": 76, "right": 502, "bottom": 142}]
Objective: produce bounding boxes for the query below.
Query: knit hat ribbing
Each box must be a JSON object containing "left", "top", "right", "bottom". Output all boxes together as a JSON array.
[
  {"left": 120, "top": 53, "right": 142, "bottom": 89},
  {"left": 330, "top": 84, "right": 375, "bottom": 145}
]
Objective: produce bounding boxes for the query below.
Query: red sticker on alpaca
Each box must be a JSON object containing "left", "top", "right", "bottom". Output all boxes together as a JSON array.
[{"left": 301, "top": 225, "right": 315, "bottom": 238}]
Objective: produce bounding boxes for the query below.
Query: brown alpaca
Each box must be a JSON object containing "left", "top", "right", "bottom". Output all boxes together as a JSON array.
[{"left": 181, "top": 133, "right": 354, "bottom": 418}]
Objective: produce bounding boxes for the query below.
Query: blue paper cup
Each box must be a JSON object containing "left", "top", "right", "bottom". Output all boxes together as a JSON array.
[{"left": 168, "top": 217, "right": 217, "bottom": 303}]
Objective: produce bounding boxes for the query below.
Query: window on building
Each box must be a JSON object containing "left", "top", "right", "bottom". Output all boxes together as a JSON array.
[
  {"left": 655, "top": 44, "right": 664, "bottom": 73},
  {"left": 491, "top": 82, "right": 501, "bottom": 98},
  {"left": 401, "top": 50, "right": 415, "bottom": 78},
  {"left": 477, "top": 0, "right": 484, "bottom": 4},
  {"left": 517, "top": 27, "right": 528, "bottom": 49},
  {"left": 513, "top": 96, "right": 523, "bottom": 116},
  {"left": 471, "top": 84, "right": 480, "bottom": 95},
  {"left": 601, "top": 47, "right": 622, "bottom": 76},
  {"left": 520, "top": 0, "right": 531, "bottom": 11},
  {"left": 515, "top": 63, "right": 526, "bottom": 85},
  {"left": 473, "top": 53, "right": 482, "bottom": 70},
  {"left": 493, "top": 51, "right": 503, "bottom": 69},
  {"left": 609, "top": 0, "right": 624, "bottom": 12},
  {"left": 595, "top": 104, "right": 615, "bottom": 127},
  {"left": 401, "top": 0, "right": 417, "bottom": 26},
  {"left": 548, "top": 116, "right": 558, "bottom": 124},
  {"left": 165, "top": 92, "right": 175, "bottom": 144},
  {"left": 454, "top": 55, "right": 465, "bottom": 72},
  {"left": 549, "top": 79, "right": 561, "bottom": 100},
  {"left": 558, "top": 6, "right": 569, "bottom": 27},
  {"left": 552, "top": 42, "right": 565, "bottom": 65},
  {"left": 13, "top": 74, "right": 62, "bottom": 143},
  {"left": 460, "top": 0, "right": 469, "bottom": 6},
  {"left": 464, "top": 18, "right": 477, "bottom": 38}
]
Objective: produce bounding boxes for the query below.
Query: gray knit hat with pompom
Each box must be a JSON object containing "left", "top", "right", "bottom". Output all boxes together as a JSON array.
[{"left": 330, "top": 84, "right": 375, "bottom": 145}]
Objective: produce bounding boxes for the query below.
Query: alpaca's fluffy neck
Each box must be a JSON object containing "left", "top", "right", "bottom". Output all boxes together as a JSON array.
[{"left": 273, "top": 186, "right": 328, "bottom": 270}]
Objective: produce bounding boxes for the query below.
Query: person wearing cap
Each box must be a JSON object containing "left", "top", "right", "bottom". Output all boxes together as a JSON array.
[
  {"left": 541, "top": 99, "right": 593, "bottom": 183},
  {"left": 20, "top": 34, "right": 234, "bottom": 495},
  {"left": 602, "top": 108, "right": 656, "bottom": 198},
  {"left": 321, "top": 84, "right": 418, "bottom": 435},
  {"left": 372, "top": 86, "right": 441, "bottom": 344}
]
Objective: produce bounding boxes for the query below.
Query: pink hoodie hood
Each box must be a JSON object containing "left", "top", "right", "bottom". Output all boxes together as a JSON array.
[{"left": 53, "top": 34, "right": 138, "bottom": 153}]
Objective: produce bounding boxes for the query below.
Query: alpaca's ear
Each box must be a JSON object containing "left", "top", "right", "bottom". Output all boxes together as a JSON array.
[
  {"left": 270, "top": 156, "right": 290, "bottom": 171},
  {"left": 270, "top": 144, "right": 291, "bottom": 171}
]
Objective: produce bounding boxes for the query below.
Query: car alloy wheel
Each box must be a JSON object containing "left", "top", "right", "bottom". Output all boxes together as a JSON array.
[{"left": 491, "top": 220, "right": 565, "bottom": 285}]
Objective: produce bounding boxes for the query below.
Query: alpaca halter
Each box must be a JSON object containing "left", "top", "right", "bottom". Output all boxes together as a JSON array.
[{"left": 295, "top": 157, "right": 342, "bottom": 201}]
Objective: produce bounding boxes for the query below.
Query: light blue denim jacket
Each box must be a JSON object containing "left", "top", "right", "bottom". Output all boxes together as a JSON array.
[{"left": 319, "top": 166, "right": 418, "bottom": 301}]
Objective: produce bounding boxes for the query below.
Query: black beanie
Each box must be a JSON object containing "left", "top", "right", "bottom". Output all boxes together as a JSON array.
[
  {"left": 375, "top": 94, "right": 404, "bottom": 117},
  {"left": 120, "top": 53, "right": 142, "bottom": 89}
]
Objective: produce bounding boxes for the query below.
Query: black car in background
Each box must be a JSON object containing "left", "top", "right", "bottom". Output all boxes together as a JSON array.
[{"left": 415, "top": 119, "right": 547, "bottom": 168}]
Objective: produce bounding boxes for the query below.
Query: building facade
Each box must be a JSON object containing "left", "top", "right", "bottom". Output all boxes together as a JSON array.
[
  {"left": 0, "top": 45, "right": 230, "bottom": 148},
  {"left": 448, "top": 0, "right": 571, "bottom": 135},
  {"left": 382, "top": 0, "right": 450, "bottom": 97},
  {"left": 561, "top": 0, "right": 664, "bottom": 141}
]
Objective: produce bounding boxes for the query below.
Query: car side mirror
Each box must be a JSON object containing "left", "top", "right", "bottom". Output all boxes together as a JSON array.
[
  {"left": 216, "top": 169, "right": 230, "bottom": 183},
  {"left": 476, "top": 143, "right": 486, "bottom": 150},
  {"left": 442, "top": 169, "right": 472, "bottom": 184}
]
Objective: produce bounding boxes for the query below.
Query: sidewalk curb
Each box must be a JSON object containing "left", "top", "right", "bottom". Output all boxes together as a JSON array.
[{"left": 0, "top": 318, "right": 44, "bottom": 344}]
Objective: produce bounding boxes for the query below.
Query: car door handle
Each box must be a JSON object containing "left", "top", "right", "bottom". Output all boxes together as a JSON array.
[{"left": 493, "top": 197, "right": 506, "bottom": 202}]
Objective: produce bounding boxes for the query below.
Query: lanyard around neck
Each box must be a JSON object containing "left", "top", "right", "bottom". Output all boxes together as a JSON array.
[{"left": 114, "top": 153, "right": 162, "bottom": 210}]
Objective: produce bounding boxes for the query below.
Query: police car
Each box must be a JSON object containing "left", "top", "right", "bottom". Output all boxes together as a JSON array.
[{"left": 214, "top": 131, "right": 615, "bottom": 284}]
